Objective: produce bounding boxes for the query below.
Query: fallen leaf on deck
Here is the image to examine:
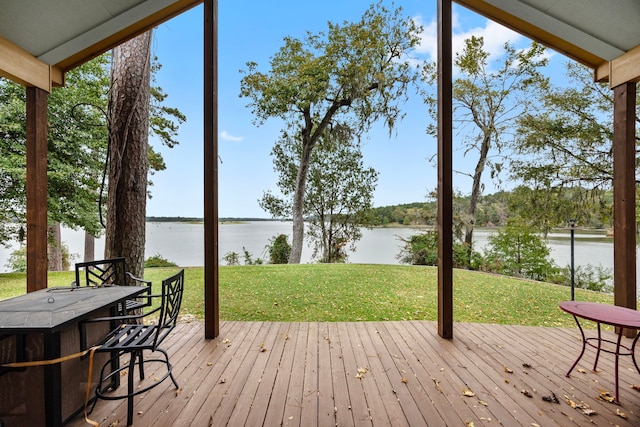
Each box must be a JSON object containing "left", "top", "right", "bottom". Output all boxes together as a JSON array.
[
  {"left": 432, "top": 378, "right": 442, "bottom": 391},
  {"left": 401, "top": 377, "right": 408, "bottom": 383},
  {"left": 542, "top": 392, "right": 559, "bottom": 403},
  {"left": 176, "top": 387, "right": 183, "bottom": 396},
  {"left": 207, "top": 362, "right": 213, "bottom": 366},
  {"left": 521, "top": 389, "right": 533, "bottom": 398},
  {"left": 632, "top": 384, "right": 640, "bottom": 391},
  {"left": 208, "top": 415, "right": 214, "bottom": 427},
  {"left": 504, "top": 366, "right": 514, "bottom": 373},
  {"left": 220, "top": 378, "right": 226, "bottom": 384},
  {"left": 576, "top": 368, "right": 586, "bottom": 374},
  {"left": 615, "top": 408, "right": 627, "bottom": 419},
  {"left": 222, "top": 338, "right": 231, "bottom": 344},
  {"left": 355, "top": 373, "right": 364, "bottom": 379},
  {"left": 522, "top": 363, "right": 532, "bottom": 368},
  {"left": 581, "top": 408, "right": 596, "bottom": 416},
  {"left": 564, "top": 396, "right": 577, "bottom": 408},
  {"left": 598, "top": 390, "right": 614, "bottom": 403},
  {"left": 462, "top": 387, "right": 476, "bottom": 397},
  {"left": 478, "top": 400, "right": 488, "bottom": 406},
  {"left": 465, "top": 421, "right": 474, "bottom": 427}
]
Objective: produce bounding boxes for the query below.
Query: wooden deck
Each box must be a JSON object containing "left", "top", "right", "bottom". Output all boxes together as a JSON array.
[{"left": 67, "top": 321, "right": 640, "bottom": 426}]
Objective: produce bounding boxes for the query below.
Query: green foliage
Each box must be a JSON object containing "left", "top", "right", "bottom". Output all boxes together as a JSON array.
[
  {"left": 242, "top": 247, "right": 263, "bottom": 265},
  {"left": 5, "top": 246, "right": 26, "bottom": 272},
  {"left": 260, "top": 126, "right": 378, "bottom": 263},
  {"left": 6, "top": 241, "right": 75, "bottom": 272},
  {"left": 0, "top": 53, "right": 185, "bottom": 246},
  {"left": 396, "top": 231, "right": 478, "bottom": 269},
  {"left": 242, "top": 2, "right": 421, "bottom": 262},
  {"left": 483, "top": 222, "right": 555, "bottom": 281},
  {"left": 144, "top": 254, "right": 178, "bottom": 268},
  {"left": 267, "top": 234, "right": 291, "bottom": 264},
  {"left": 511, "top": 62, "right": 624, "bottom": 229},
  {"left": 240, "top": 2, "right": 421, "bottom": 134},
  {"left": 223, "top": 251, "right": 240, "bottom": 266},
  {"left": 548, "top": 264, "right": 612, "bottom": 293}
]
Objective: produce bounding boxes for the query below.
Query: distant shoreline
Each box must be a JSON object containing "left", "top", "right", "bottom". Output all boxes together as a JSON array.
[{"left": 147, "top": 216, "right": 278, "bottom": 223}]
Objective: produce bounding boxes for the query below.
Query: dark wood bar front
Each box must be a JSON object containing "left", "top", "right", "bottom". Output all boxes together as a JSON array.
[{"left": 0, "top": 286, "right": 146, "bottom": 426}]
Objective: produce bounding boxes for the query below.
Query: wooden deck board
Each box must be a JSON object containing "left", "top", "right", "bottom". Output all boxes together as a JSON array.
[{"left": 68, "top": 321, "right": 640, "bottom": 426}]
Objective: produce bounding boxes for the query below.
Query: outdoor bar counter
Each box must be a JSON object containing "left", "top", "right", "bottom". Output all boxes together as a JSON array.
[{"left": 0, "top": 285, "right": 146, "bottom": 427}]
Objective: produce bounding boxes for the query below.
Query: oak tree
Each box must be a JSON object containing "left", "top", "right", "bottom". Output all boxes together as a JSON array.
[
  {"left": 260, "top": 124, "right": 378, "bottom": 263},
  {"left": 241, "top": 2, "right": 421, "bottom": 263},
  {"left": 422, "top": 37, "right": 548, "bottom": 264}
]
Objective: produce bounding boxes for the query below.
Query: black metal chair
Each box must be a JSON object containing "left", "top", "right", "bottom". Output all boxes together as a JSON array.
[
  {"left": 73, "top": 257, "right": 152, "bottom": 314},
  {"left": 88, "top": 269, "right": 185, "bottom": 426}
]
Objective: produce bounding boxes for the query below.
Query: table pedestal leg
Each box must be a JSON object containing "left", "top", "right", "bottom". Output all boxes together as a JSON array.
[{"left": 566, "top": 315, "right": 587, "bottom": 377}]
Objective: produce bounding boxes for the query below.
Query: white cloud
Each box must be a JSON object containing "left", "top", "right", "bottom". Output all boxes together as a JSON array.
[
  {"left": 415, "top": 13, "right": 525, "bottom": 64},
  {"left": 219, "top": 131, "right": 243, "bottom": 142}
]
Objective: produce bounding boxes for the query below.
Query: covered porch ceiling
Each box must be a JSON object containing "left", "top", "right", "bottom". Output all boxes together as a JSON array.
[
  {"left": 0, "top": 0, "right": 202, "bottom": 90},
  {"left": 2, "top": 0, "right": 640, "bottom": 90},
  {"left": 457, "top": 0, "right": 640, "bottom": 85},
  {"left": 0, "top": 0, "right": 639, "bottom": 340}
]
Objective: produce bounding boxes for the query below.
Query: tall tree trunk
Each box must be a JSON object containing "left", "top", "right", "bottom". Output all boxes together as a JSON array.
[
  {"left": 289, "top": 139, "right": 315, "bottom": 264},
  {"left": 464, "top": 132, "right": 491, "bottom": 265},
  {"left": 104, "top": 31, "right": 152, "bottom": 279},
  {"left": 84, "top": 231, "right": 95, "bottom": 262},
  {"left": 47, "top": 222, "right": 63, "bottom": 271}
]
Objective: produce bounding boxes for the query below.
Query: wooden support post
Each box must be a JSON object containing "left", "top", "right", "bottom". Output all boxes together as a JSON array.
[
  {"left": 25, "top": 86, "right": 49, "bottom": 292},
  {"left": 612, "top": 82, "right": 636, "bottom": 325},
  {"left": 437, "top": 0, "right": 454, "bottom": 339},
  {"left": 203, "top": 0, "right": 219, "bottom": 338}
]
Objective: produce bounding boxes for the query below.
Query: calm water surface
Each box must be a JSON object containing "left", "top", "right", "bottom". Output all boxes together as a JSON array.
[{"left": 0, "top": 222, "right": 627, "bottom": 280}]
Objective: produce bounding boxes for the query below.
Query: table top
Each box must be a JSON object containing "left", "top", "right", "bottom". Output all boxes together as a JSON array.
[
  {"left": 559, "top": 301, "right": 640, "bottom": 328},
  {"left": 0, "top": 285, "right": 147, "bottom": 334}
]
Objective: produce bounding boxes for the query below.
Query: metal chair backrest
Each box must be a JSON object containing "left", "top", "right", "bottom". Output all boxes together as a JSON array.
[
  {"left": 152, "top": 269, "right": 185, "bottom": 349},
  {"left": 74, "top": 257, "right": 128, "bottom": 287}
]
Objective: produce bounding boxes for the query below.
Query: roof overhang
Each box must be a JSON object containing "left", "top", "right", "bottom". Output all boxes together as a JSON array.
[
  {"left": 455, "top": 0, "right": 640, "bottom": 86},
  {"left": 0, "top": 0, "right": 202, "bottom": 91}
]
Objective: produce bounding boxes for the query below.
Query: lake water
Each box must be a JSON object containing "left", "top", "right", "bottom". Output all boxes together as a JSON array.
[{"left": 0, "top": 221, "right": 627, "bottom": 279}]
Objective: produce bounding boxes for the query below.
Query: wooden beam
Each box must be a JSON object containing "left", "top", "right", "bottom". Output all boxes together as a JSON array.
[
  {"left": 437, "top": 0, "right": 454, "bottom": 339},
  {"left": 26, "top": 87, "right": 49, "bottom": 292},
  {"left": 454, "top": 0, "right": 606, "bottom": 71},
  {"left": 609, "top": 45, "right": 640, "bottom": 88},
  {"left": 203, "top": 0, "right": 219, "bottom": 338},
  {"left": 55, "top": 0, "right": 202, "bottom": 73},
  {"left": 0, "top": 36, "right": 51, "bottom": 91},
  {"left": 612, "top": 82, "right": 636, "bottom": 324}
]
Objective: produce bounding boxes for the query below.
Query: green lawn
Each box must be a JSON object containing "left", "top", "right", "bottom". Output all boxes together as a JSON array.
[{"left": 0, "top": 264, "right": 615, "bottom": 328}]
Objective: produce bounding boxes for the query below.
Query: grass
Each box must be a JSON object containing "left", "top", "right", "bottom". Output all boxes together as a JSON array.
[{"left": 0, "top": 264, "right": 616, "bottom": 328}]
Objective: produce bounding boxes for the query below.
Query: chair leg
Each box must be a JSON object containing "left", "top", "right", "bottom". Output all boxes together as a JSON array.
[
  {"left": 158, "top": 348, "right": 179, "bottom": 389},
  {"left": 127, "top": 352, "right": 137, "bottom": 426},
  {"left": 137, "top": 349, "right": 145, "bottom": 380}
]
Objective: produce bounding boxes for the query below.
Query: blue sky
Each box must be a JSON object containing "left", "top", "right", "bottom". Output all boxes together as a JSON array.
[{"left": 147, "top": 0, "right": 569, "bottom": 218}]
